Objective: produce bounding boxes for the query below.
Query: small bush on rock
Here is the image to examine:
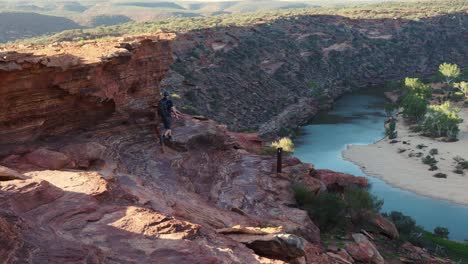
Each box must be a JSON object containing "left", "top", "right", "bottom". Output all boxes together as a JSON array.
[
  {"left": 434, "top": 227, "right": 450, "bottom": 239},
  {"left": 271, "top": 137, "right": 295, "bottom": 153}
]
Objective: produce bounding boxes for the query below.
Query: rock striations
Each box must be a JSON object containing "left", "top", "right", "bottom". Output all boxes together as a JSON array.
[
  {"left": 0, "top": 34, "right": 174, "bottom": 145},
  {"left": 0, "top": 33, "right": 456, "bottom": 263}
]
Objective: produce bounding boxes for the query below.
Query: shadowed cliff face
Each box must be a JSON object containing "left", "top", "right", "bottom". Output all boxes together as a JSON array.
[
  {"left": 162, "top": 13, "right": 467, "bottom": 137},
  {"left": 0, "top": 35, "right": 174, "bottom": 145}
]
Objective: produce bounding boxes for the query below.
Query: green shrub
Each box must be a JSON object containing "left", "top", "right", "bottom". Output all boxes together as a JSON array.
[
  {"left": 422, "top": 155, "right": 438, "bottom": 166},
  {"left": 434, "top": 227, "right": 450, "bottom": 239},
  {"left": 439, "top": 63, "right": 461, "bottom": 86},
  {"left": 460, "top": 161, "right": 468, "bottom": 170},
  {"left": 386, "top": 211, "right": 468, "bottom": 262},
  {"left": 293, "top": 185, "right": 345, "bottom": 231},
  {"left": 453, "top": 156, "right": 465, "bottom": 163},
  {"left": 433, "top": 173, "right": 447, "bottom": 178},
  {"left": 429, "top": 148, "right": 439, "bottom": 155},
  {"left": 385, "top": 119, "right": 398, "bottom": 139},
  {"left": 454, "top": 81, "right": 468, "bottom": 98},
  {"left": 271, "top": 137, "right": 295, "bottom": 153},
  {"left": 401, "top": 93, "right": 428, "bottom": 122},
  {"left": 385, "top": 211, "right": 421, "bottom": 237},
  {"left": 452, "top": 92, "right": 465, "bottom": 102},
  {"left": 433, "top": 88, "right": 445, "bottom": 95},
  {"left": 344, "top": 187, "right": 383, "bottom": 216},
  {"left": 421, "top": 102, "right": 462, "bottom": 139},
  {"left": 384, "top": 103, "right": 398, "bottom": 118},
  {"left": 404, "top": 77, "right": 432, "bottom": 99},
  {"left": 422, "top": 232, "right": 468, "bottom": 263},
  {"left": 294, "top": 185, "right": 383, "bottom": 231}
]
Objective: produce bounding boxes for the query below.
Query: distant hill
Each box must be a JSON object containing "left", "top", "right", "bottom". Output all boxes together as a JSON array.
[
  {"left": 83, "top": 15, "right": 133, "bottom": 27},
  {"left": 0, "top": 12, "right": 82, "bottom": 43},
  {"left": 0, "top": 0, "right": 460, "bottom": 43}
]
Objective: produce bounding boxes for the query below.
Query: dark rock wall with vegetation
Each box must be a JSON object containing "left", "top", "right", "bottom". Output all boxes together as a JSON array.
[{"left": 163, "top": 13, "right": 467, "bottom": 137}]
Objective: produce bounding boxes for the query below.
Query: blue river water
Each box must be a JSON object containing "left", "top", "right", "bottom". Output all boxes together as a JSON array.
[{"left": 294, "top": 90, "right": 468, "bottom": 241}]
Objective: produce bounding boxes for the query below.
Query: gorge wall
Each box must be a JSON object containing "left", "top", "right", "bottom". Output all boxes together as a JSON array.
[
  {"left": 0, "top": 13, "right": 463, "bottom": 264},
  {"left": 163, "top": 13, "right": 467, "bottom": 137},
  {"left": 0, "top": 34, "right": 173, "bottom": 146}
]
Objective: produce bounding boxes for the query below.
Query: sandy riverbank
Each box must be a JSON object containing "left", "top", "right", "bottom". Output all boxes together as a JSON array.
[{"left": 343, "top": 108, "right": 468, "bottom": 206}]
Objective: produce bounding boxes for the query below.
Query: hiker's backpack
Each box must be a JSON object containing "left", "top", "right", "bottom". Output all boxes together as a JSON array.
[{"left": 158, "top": 98, "right": 170, "bottom": 119}]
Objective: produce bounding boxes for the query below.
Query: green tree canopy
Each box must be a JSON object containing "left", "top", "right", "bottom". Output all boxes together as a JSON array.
[
  {"left": 454, "top": 81, "right": 468, "bottom": 97},
  {"left": 404, "top": 77, "right": 432, "bottom": 99},
  {"left": 438, "top": 63, "right": 461, "bottom": 84},
  {"left": 401, "top": 93, "right": 428, "bottom": 122},
  {"left": 421, "top": 102, "right": 462, "bottom": 139}
]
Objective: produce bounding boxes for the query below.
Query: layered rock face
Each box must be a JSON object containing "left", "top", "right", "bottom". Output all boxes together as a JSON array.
[
  {"left": 0, "top": 109, "right": 362, "bottom": 263},
  {"left": 0, "top": 36, "right": 326, "bottom": 262},
  {"left": 163, "top": 13, "right": 467, "bottom": 137},
  {"left": 0, "top": 34, "right": 173, "bottom": 145},
  {"left": 0, "top": 16, "right": 461, "bottom": 262}
]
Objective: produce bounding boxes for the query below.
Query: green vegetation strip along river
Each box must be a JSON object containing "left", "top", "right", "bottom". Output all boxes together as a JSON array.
[{"left": 294, "top": 89, "right": 468, "bottom": 241}]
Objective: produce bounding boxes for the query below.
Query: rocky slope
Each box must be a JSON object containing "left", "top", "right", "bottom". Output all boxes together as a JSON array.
[
  {"left": 162, "top": 12, "right": 467, "bottom": 138},
  {"left": 0, "top": 35, "right": 457, "bottom": 263}
]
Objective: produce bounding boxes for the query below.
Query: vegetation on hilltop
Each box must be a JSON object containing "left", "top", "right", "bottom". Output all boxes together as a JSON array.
[{"left": 3, "top": 0, "right": 466, "bottom": 45}]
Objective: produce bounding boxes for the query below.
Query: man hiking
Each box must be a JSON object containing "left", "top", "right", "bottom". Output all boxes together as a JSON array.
[{"left": 158, "top": 91, "right": 181, "bottom": 141}]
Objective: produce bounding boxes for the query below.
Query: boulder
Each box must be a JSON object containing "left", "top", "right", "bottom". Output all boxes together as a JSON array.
[
  {"left": 224, "top": 232, "right": 305, "bottom": 261},
  {"left": 60, "top": 142, "right": 107, "bottom": 169},
  {"left": 345, "top": 242, "right": 374, "bottom": 263},
  {"left": 25, "top": 148, "right": 71, "bottom": 170},
  {"left": 0, "top": 165, "right": 28, "bottom": 181},
  {"left": 316, "top": 170, "right": 368, "bottom": 189},
  {"left": 346, "top": 233, "right": 384, "bottom": 264},
  {"left": 363, "top": 211, "right": 399, "bottom": 239}
]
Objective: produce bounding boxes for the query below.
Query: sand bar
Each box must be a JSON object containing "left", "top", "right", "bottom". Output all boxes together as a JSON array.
[{"left": 343, "top": 108, "right": 468, "bottom": 205}]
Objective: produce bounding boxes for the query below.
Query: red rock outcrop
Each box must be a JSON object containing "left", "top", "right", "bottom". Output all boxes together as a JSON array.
[
  {"left": 0, "top": 34, "right": 455, "bottom": 264},
  {"left": 315, "top": 169, "right": 368, "bottom": 191},
  {"left": 345, "top": 234, "right": 384, "bottom": 264},
  {"left": 0, "top": 34, "right": 174, "bottom": 145},
  {"left": 363, "top": 211, "right": 400, "bottom": 239}
]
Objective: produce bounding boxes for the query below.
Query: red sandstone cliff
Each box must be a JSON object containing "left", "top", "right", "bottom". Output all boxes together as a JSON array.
[
  {"left": 0, "top": 34, "right": 174, "bottom": 145},
  {"left": 0, "top": 36, "right": 454, "bottom": 264}
]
